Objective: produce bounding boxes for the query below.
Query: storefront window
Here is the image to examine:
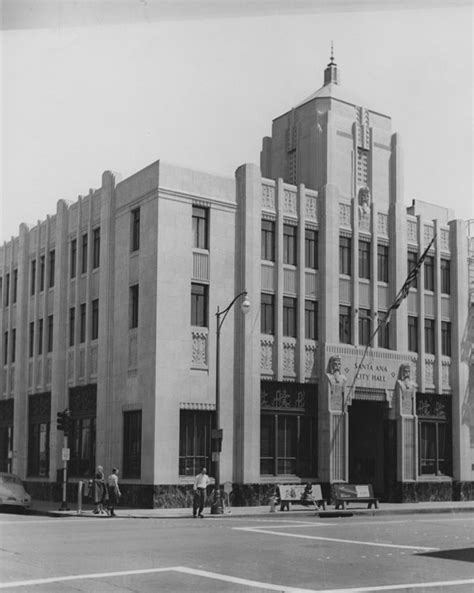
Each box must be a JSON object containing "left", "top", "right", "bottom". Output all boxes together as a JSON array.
[
  {"left": 417, "top": 393, "right": 451, "bottom": 477},
  {"left": 179, "top": 411, "right": 213, "bottom": 476}
]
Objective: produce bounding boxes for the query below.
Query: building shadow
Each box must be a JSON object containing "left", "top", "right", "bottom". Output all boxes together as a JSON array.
[{"left": 417, "top": 548, "right": 474, "bottom": 563}]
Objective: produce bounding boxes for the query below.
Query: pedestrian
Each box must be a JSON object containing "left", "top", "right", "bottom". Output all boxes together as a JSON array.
[
  {"left": 93, "top": 465, "right": 107, "bottom": 515},
  {"left": 193, "top": 467, "right": 210, "bottom": 518},
  {"left": 107, "top": 468, "right": 121, "bottom": 517}
]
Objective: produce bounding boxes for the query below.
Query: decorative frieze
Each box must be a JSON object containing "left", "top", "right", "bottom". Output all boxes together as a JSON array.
[
  {"left": 424, "top": 224, "right": 434, "bottom": 247},
  {"left": 261, "top": 184, "right": 275, "bottom": 210},
  {"left": 305, "top": 195, "right": 318, "bottom": 221},
  {"left": 46, "top": 358, "right": 52, "bottom": 385},
  {"left": 79, "top": 349, "right": 85, "bottom": 378},
  {"left": 180, "top": 402, "right": 216, "bottom": 411},
  {"left": 440, "top": 228, "right": 450, "bottom": 252},
  {"left": 442, "top": 359, "right": 451, "bottom": 389},
  {"left": 282, "top": 340, "right": 296, "bottom": 376},
  {"left": 191, "top": 328, "right": 208, "bottom": 368},
  {"left": 90, "top": 344, "right": 98, "bottom": 377},
  {"left": 416, "top": 393, "right": 450, "bottom": 420},
  {"left": 339, "top": 203, "right": 351, "bottom": 228},
  {"left": 283, "top": 189, "right": 297, "bottom": 215},
  {"left": 305, "top": 342, "right": 318, "bottom": 379},
  {"left": 260, "top": 337, "right": 274, "bottom": 374},
  {"left": 407, "top": 219, "right": 417, "bottom": 243},
  {"left": 424, "top": 358, "right": 435, "bottom": 387},
  {"left": 260, "top": 380, "right": 316, "bottom": 412},
  {"left": 377, "top": 213, "right": 388, "bottom": 236}
]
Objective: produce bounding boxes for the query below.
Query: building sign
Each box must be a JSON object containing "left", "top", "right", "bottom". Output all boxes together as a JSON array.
[{"left": 261, "top": 381, "right": 316, "bottom": 412}]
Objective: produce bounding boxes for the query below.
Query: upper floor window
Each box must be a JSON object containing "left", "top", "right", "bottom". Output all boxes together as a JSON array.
[
  {"left": 12, "top": 270, "right": 18, "bottom": 304},
  {"left": 408, "top": 316, "right": 418, "bottom": 352},
  {"left": 424, "top": 318, "right": 435, "bottom": 354},
  {"left": 81, "top": 234, "right": 88, "bottom": 274},
  {"left": 5, "top": 273, "right": 10, "bottom": 306},
  {"left": 192, "top": 206, "right": 208, "bottom": 250},
  {"left": 283, "top": 224, "right": 297, "bottom": 266},
  {"left": 80, "top": 304, "right": 86, "bottom": 343},
  {"left": 424, "top": 256, "right": 434, "bottom": 292},
  {"left": 305, "top": 229, "right": 318, "bottom": 270},
  {"left": 261, "top": 293, "right": 275, "bottom": 335},
  {"left": 377, "top": 312, "right": 390, "bottom": 349},
  {"left": 130, "top": 285, "right": 139, "bottom": 329},
  {"left": 339, "top": 237, "right": 351, "bottom": 276},
  {"left": 359, "top": 241, "right": 371, "bottom": 279},
  {"left": 70, "top": 239, "right": 77, "bottom": 278},
  {"left": 92, "top": 228, "right": 100, "bottom": 269},
  {"left": 91, "top": 299, "right": 99, "bottom": 340},
  {"left": 3, "top": 331, "right": 8, "bottom": 364},
  {"left": 261, "top": 220, "right": 275, "bottom": 262},
  {"left": 441, "top": 321, "right": 451, "bottom": 357},
  {"left": 30, "top": 260, "right": 36, "bottom": 296},
  {"left": 29, "top": 322, "right": 35, "bottom": 357},
  {"left": 131, "top": 208, "right": 140, "bottom": 252},
  {"left": 11, "top": 329, "right": 16, "bottom": 363},
  {"left": 37, "top": 319, "right": 43, "bottom": 355},
  {"left": 69, "top": 308, "right": 75, "bottom": 347},
  {"left": 191, "top": 283, "right": 208, "bottom": 328},
  {"left": 377, "top": 244, "right": 389, "bottom": 283},
  {"left": 283, "top": 297, "right": 297, "bottom": 338},
  {"left": 47, "top": 315, "right": 53, "bottom": 353},
  {"left": 440, "top": 259, "right": 451, "bottom": 295},
  {"left": 49, "top": 250, "right": 55, "bottom": 288},
  {"left": 305, "top": 300, "right": 318, "bottom": 340},
  {"left": 407, "top": 251, "right": 418, "bottom": 289},
  {"left": 339, "top": 305, "right": 351, "bottom": 344},
  {"left": 358, "top": 308, "right": 372, "bottom": 346},
  {"left": 39, "top": 255, "right": 45, "bottom": 291}
]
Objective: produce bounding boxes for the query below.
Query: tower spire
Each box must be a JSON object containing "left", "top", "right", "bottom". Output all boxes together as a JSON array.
[{"left": 324, "top": 42, "right": 340, "bottom": 85}]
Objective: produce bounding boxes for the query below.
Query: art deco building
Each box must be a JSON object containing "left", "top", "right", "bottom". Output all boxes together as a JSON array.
[{"left": 1, "top": 55, "right": 473, "bottom": 505}]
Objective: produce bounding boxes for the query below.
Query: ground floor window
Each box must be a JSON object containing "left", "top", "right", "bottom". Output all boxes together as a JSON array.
[
  {"left": 179, "top": 410, "right": 214, "bottom": 476},
  {"left": 417, "top": 393, "right": 451, "bottom": 476},
  {"left": 260, "top": 381, "right": 317, "bottom": 477},
  {"left": 123, "top": 410, "right": 142, "bottom": 479},
  {"left": 27, "top": 393, "right": 51, "bottom": 477},
  {"left": 69, "top": 384, "right": 97, "bottom": 478},
  {"left": 0, "top": 399, "right": 13, "bottom": 473}
]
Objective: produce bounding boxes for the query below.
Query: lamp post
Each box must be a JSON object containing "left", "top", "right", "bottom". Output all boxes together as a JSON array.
[{"left": 210, "top": 290, "right": 250, "bottom": 514}]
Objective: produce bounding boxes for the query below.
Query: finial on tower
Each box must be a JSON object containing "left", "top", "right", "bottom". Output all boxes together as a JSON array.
[{"left": 324, "top": 41, "right": 340, "bottom": 85}]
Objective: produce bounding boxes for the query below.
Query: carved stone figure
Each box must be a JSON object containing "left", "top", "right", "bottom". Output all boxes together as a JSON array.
[
  {"left": 396, "top": 363, "right": 417, "bottom": 415},
  {"left": 358, "top": 186, "right": 371, "bottom": 218},
  {"left": 326, "top": 355, "right": 347, "bottom": 410}
]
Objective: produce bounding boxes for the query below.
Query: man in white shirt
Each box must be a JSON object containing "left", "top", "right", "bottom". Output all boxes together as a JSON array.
[{"left": 193, "top": 467, "right": 210, "bottom": 518}]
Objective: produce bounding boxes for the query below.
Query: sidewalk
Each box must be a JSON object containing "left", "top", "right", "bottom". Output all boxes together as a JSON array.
[{"left": 29, "top": 499, "right": 474, "bottom": 519}]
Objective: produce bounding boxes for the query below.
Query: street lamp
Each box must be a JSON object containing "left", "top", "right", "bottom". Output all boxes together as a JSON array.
[{"left": 211, "top": 290, "right": 250, "bottom": 514}]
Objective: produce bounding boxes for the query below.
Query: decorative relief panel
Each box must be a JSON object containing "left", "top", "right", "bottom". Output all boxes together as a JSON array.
[
  {"left": 442, "top": 359, "right": 451, "bottom": 389},
  {"left": 305, "top": 271, "right": 317, "bottom": 298},
  {"left": 305, "top": 343, "right": 318, "bottom": 379},
  {"left": 424, "top": 225, "right": 434, "bottom": 247},
  {"left": 46, "top": 358, "right": 52, "bottom": 385},
  {"left": 440, "top": 228, "right": 450, "bottom": 252},
  {"left": 36, "top": 362, "right": 42, "bottom": 387},
  {"left": 79, "top": 349, "right": 85, "bottom": 378},
  {"left": 90, "top": 344, "right": 98, "bottom": 377},
  {"left": 68, "top": 351, "right": 74, "bottom": 381},
  {"left": 283, "top": 190, "right": 297, "bottom": 215},
  {"left": 261, "top": 263, "right": 275, "bottom": 292},
  {"left": 28, "top": 361, "right": 33, "bottom": 389},
  {"left": 10, "top": 368, "right": 15, "bottom": 393},
  {"left": 192, "top": 252, "right": 209, "bottom": 282},
  {"left": 262, "top": 184, "right": 275, "bottom": 210},
  {"left": 377, "top": 213, "right": 388, "bottom": 235},
  {"left": 260, "top": 337, "right": 274, "bottom": 374},
  {"left": 191, "top": 329, "right": 208, "bottom": 368},
  {"left": 407, "top": 219, "right": 417, "bottom": 243},
  {"left": 283, "top": 268, "right": 296, "bottom": 294},
  {"left": 339, "top": 203, "right": 351, "bottom": 227},
  {"left": 282, "top": 340, "right": 296, "bottom": 376},
  {"left": 424, "top": 357, "right": 435, "bottom": 387},
  {"left": 306, "top": 195, "right": 318, "bottom": 221}
]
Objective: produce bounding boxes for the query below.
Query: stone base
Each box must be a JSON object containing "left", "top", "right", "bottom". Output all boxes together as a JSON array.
[
  {"left": 453, "top": 481, "right": 474, "bottom": 501},
  {"left": 395, "top": 481, "right": 453, "bottom": 502}
]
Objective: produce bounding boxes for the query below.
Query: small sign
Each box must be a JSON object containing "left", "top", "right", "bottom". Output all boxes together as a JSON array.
[
  {"left": 223, "top": 481, "right": 233, "bottom": 494},
  {"left": 355, "top": 485, "right": 370, "bottom": 497},
  {"left": 62, "top": 448, "right": 70, "bottom": 461}
]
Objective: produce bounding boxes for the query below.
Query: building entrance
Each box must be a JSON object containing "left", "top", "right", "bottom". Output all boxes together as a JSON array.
[{"left": 349, "top": 400, "right": 387, "bottom": 498}]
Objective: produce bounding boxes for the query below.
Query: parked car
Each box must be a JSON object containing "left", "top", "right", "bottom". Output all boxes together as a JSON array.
[{"left": 0, "top": 473, "right": 32, "bottom": 511}]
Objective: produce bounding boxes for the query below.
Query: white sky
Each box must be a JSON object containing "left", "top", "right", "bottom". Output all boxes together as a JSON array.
[{"left": 1, "top": 2, "right": 473, "bottom": 242}]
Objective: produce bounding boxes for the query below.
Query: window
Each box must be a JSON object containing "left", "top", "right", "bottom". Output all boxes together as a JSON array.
[
  {"left": 441, "top": 321, "right": 451, "bottom": 357},
  {"left": 261, "top": 220, "right": 275, "bottom": 262},
  {"left": 123, "top": 410, "right": 142, "bottom": 479},
  {"left": 81, "top": 234, "right": 88, "bottom": 274},
  {"left": 441, "top": 259, "right": 451, "bottom": 295},
  {"left": 283, "top": 224, "right": 297, "bottom": 265},
  {"left": 408, "top": 316, "right": 418, "bottom": 352},
  {"left": 0, "top": 423, "right": 13, "bottom": 473},
  {"left": 70, "top": 239, "right": 77, "bottom": 278},
  {"left": 339, "top": 305, "right": 351, "bottom": 344},
  {"left": 69, "top": 308, "right": 75, "bottom": 347},
  {"left": 358, "top": 308, "right": 372, "bottom": 346},
  {"left": 424, "top": 255, "right": 434, "bottom": 291},
  {"left": 179, "top": 410, "right": 213, "bottom": 476},
  {"left": 39, "top": 255, "right": 45, "bottom": 291},
  {"left": 0, "top": 277, "right": 2, "bottom": 307},
  {"left": 407, "top": 251, "right": 418, "bottom": 289},
  {"left": 424, "top": 318, "right": 435, "bottom": 354},
  {"left": 417, "top": 394, "right": 451, "bottom": 477},
  {"left": 192, "top": 206, "right": 208, "bottom": 250},
  {"left": 377, "top": 244, "right": 389, "bottom": 283},
  {"left": 3, "top": 332, "right": 7, "bottom": 364},
  {"left": 80, "top": 304, "right": 86, "bottom": 343},
  {"left": 131, "top": 208, "right": 140, "bottom": 252},
  {"left": 377, "top": 312, "right": 389, "bottom": 349},
  {"left": 37, "top": 319, "right": 43, "bottom": 355},
  {"left": 27, "top": 422, "right": 50, "bottom": 477},
  {"left": 49, "top": 250, "right": 55, "bottom": 288},
  {"left": 359, "top": 241, "right": 371, "bottom": 279},
  {"left": 69, "top": 417, "right": 96, "bottom": 477},
  {"left": 12, "top": 270, "right": 18, "bottom": 303},
  {"left": 47, "top": 315, "right": 53, "bottom": 353},
  {"left": 11, "top": 329, "right": 16, "bottom": 363},
  {"left": 91, "top": 299, "right": 99, "bottom": 341},
  {"left": 339, "top": 236, "right": 351, "bottom": 276},
  {"left": 31, "top": 260, "right": 36, "bottom": 296},
  {"left": 129, "top": 285, "right": 139, "bottom": 329},
  {"left": 29, "top": 322, "right": 35, "bottom": 357},
  {"left": 191, "top": 283, "right": 208, "bottom": 327},
  {"left": 305, "top": 300, "right": 318, "bottom": 340},
  {"left": 5, "top": 273, "right": 10, "bottom": 306},
  {"left": 283, "top": 297, "right": 297, "bottom": 337},
  {"left": 261, "top": 293, "right": 275, "bottom": 335},
  {"left": 92, "top": 228, "right": 100, "bottom": 268},
  {"left": 305, "top": 229, "right": 318, "bottom": 269}
]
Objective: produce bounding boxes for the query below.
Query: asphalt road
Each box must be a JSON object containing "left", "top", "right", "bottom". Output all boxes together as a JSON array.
[{"left": 1, "top": 511, "right": 473, "bottom": 592}]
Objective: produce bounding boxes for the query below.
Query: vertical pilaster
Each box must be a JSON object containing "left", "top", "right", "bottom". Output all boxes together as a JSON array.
[
  {"left": 296, "top": 184, "right": 305, "bottom": 381},
  {"left": 275, "top": 178, "right": 284, "bottom": 381},
  {"left": 417, "top": 216, "right": 426, "bottom": 393},
  {"left": 433, "top": 221, "right": 443, "bottom": 391},
  {"left": 352, "top": 197, "right": 359, "bottom": 345}
]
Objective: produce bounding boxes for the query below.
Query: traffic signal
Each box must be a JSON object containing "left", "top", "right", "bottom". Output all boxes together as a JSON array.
[{"left": 56, "top": 409, "right": 71, "bottom": 435}]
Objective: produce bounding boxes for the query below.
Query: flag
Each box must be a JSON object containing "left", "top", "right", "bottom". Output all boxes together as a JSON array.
[{"left": 384, "top": 235, "right": 436, "bottom": 325}]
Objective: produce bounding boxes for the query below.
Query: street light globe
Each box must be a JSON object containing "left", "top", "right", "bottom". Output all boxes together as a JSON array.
[{"left": 241, "top": 297, "right": 250, "bottom": 314}]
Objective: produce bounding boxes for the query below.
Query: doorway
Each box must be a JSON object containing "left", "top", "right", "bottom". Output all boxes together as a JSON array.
[{"left": 349, "top": 400, "right": 386, "bottom": 498}]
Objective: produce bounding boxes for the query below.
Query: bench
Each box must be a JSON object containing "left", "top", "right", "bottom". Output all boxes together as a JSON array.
[
  {"left": 277, "top": 484, "right": 326, "bottom": 511},
  {"left": 333, "top": 484, "right": 379, "bottom": 510}
]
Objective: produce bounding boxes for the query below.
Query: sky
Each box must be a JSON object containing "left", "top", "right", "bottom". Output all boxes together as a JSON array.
[{"left": 1, "top": 0, "right": 473, "bottom": 242}]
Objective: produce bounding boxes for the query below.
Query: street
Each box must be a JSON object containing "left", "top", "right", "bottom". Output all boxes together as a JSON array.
[{"left": 0, "top": 511, "right": 473, "bottom": 592}]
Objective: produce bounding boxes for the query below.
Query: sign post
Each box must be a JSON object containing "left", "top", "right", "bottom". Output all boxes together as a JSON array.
[{"left": 57, "top": 409, "right": 71, "bottom": 511}]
